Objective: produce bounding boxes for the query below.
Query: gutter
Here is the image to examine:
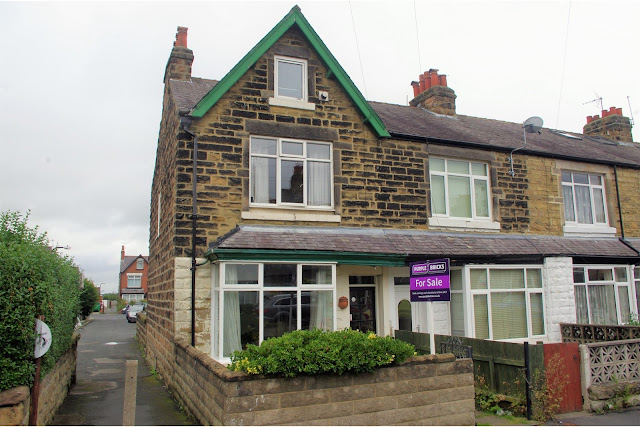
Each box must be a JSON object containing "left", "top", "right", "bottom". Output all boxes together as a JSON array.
[{"left": 180, "top": 116, "right": 198, "bottom": 347}]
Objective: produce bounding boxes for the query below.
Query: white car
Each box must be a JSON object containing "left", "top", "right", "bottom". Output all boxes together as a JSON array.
[{"left": 126, "top": 304, "right": 145, "bottom": 323}]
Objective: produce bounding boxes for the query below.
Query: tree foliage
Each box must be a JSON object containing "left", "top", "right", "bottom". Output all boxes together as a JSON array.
[
  {"left": 0, "top": 211, "right": 81, "bottom": 391},
  {"left": 80, "top": 279, "right": 100, "bottom": 316}
]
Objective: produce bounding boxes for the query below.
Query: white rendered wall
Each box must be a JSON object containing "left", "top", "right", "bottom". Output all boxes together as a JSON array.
[{"left": 543, "top": 257, "right": 576, "bottom": 343}]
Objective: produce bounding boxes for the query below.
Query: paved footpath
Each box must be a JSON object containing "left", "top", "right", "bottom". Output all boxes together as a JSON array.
[{"left": 52, "top": 313, "right": 193, "bottom": 426}]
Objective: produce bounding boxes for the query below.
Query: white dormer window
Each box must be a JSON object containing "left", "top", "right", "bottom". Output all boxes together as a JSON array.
[
  {"left": 275, "top": 56, "right": 306, "bottom": 100},
  {"left": 137, "top": 258, "right": 144, "bottom": 270}
]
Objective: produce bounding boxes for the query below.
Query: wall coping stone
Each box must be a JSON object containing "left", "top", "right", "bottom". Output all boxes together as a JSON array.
[
  {"left": 175, "top": 335, "right": 458, "bottom": 383},
  {"left": 0, "top": 386, "right": 30, "bottom": 407}
]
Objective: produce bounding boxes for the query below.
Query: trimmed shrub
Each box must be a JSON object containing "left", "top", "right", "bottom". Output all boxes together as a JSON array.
[
  {"left": 0, "top": 211, "right": 81, "bottom": 391},
  {"left": 229, "top": 329, "right": 416, "bottom": 377}
]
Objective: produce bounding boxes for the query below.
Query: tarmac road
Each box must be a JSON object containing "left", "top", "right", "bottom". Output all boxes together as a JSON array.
[{"left": 52, "top": 313, "right": 193, "bottom": 426}]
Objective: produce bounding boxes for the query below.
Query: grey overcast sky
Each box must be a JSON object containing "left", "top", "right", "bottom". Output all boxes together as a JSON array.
[{"left": 1, "top": 0, "right": 638, "bottom": 294}]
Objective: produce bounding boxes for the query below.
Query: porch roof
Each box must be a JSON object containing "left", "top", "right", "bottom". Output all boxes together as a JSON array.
[{"left": 207, "top": 225, "right": 640, "bottom": 264}]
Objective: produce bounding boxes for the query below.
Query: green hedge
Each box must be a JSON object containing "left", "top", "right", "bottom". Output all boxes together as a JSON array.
[
  {"left": 229, "top": 329, "right": 416, "bottom": 377},
  {"left": 0, "top": 211, "right": 81, "bottom": 391}
]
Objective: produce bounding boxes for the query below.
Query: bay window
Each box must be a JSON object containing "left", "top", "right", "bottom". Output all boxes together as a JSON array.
[
  {"left": 449, "top": 266, "right": 545, "bottom": 340},
  {"left": 573, "top": 265, "right": 633, "bottom": 325},
  {"left": 250, "top": 136, "right": 332, "bottom": 208},
  {"left": 212, "top": 262, "right": 335, "bottom": 361}
]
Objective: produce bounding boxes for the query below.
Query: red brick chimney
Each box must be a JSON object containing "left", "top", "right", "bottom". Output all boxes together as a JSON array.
[
  {"left": 164, "top": 26, "right": 194, "bottom": 83},
  {"left": 121, "top": 245, "right": 125, "bottom": 260},
  {"left": 584, "top": 106, "right": 633, "bottom": 142},
  {"left": 410, "top": 69, "right": 456, "bottom": 116}
]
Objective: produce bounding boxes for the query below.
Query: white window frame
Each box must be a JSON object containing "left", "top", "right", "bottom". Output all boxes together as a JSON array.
[
  {"left": 268, "top": 56, "right": 315, "bottom": 111},
  {"left": 136, "top": 258, "right": 144, "bottom": 270},
  {"left": 450, "top": 265, "right": 546, "bottom": 341},
  {"left": 211, "top": 261, "right": 336, "bottom": 363},
  {"left": 428, "top": 157, "right": 500, "bottom": 231},
  {"left": 127, "top": 274, "right": 142, "bottom": 289},
  {"left": 573, "top": 265, "right": 636, "bottom": 325},
  {"left": 562, "top": 171, "right": 616, "bottom": 236},
  {"left": 249, "top": 136, "right": 334, "bottom": 210},
  {"left": 275, "top": 55, "right": 307, "bottom": 101}
]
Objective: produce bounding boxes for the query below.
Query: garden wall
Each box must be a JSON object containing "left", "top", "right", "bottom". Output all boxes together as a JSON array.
[
  {"left": 170, "top": 336, "right": 474, "bottom": 425},
  {"left": 580, "top": 339, "right": 640, "bottom": 412},
  {"left": 0, "top": 333, "right": 79, "bottom": 426}
]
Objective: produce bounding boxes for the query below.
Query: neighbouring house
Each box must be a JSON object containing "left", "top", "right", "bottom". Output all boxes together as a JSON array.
[
  {"left": 119, "top": 245, "right": 149, "bottom": 303},
  {"left": 145, "top": 5, "right": 640, "bottom": 381}
]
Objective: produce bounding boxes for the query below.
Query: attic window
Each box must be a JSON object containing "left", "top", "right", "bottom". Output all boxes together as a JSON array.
[
  {"left": 550, "top": 130, "right": 581, "bottom": 140},
  {"left": 269, "top": 56, "right": 315, "bottom": 111},
  {"left": 275, "top": 56, "right": 306, "bottom": 100}
]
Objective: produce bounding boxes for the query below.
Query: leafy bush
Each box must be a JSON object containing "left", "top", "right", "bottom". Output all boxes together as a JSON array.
[
  {"left": 79, "top": 279, "right": 100, "bottom": 316},
  {"left": 229, "top": 329, "right": 415, "bottom": 377},
  {"left": 0, "top": 211, "right": 81, "bottom": 391}
]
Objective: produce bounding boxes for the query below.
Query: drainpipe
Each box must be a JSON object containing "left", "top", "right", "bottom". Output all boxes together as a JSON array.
[
  {"left": 181, "top": 116, "right": 198, "bottom": 347},
  {"left": 614, "top": 165, "right": 640, "bottom": 256}
]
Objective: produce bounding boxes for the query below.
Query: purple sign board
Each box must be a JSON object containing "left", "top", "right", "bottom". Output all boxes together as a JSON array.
[{"left": 410, "top": 258, "right": 451, "bottom": 302}]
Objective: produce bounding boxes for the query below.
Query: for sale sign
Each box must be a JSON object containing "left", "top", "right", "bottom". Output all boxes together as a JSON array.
[{"left": 410, "top": 258, "right": 451, "bottom": 302}]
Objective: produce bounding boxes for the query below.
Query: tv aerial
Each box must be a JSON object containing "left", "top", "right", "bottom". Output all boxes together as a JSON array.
[{"left": 510, "top": 116, "right": 543, "bottom": 177}]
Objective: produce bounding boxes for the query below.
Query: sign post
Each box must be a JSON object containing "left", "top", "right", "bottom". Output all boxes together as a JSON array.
[
  {"left": 410, "top": 259, "right": 450, "bottom": 355},
  {"left": 29, "top": 317, "right": 52, "bottom": 426}
]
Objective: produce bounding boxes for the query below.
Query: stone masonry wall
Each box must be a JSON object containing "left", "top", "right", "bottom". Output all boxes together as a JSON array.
[
  {"left": 616, "top": 167, "right": 640, "bottom": 237},
  {"left": 174, "top": 257, "right": 211, "bottom": 353},
  {"left": 147, "top": 81, "right": 181, "bottom": 385},
  {"left": 171, "top": 336, "right": 475, "bottom": 426},
  {"left": 0, "top": 334, "right": 79, "bottom": 426}
]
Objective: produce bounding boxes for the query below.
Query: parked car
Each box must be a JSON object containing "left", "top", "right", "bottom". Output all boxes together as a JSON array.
[{"left": 126, "top": 304, "right": 145, "bottom": 323}]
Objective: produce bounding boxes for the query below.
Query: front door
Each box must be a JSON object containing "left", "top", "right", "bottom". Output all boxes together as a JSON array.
[{"left": 349, "top": 287, "right": 376, "bottom": 333}]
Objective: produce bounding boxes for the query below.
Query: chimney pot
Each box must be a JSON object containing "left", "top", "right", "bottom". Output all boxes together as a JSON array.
[
  {"left": 411, "top": 81, "right": 420, "bottom": 98},
  {"left": 175, "top": 26, "right": 188, "bottom": 48},
  {"left": 121, "top": 245, "right": 125, "bottom": 260}
]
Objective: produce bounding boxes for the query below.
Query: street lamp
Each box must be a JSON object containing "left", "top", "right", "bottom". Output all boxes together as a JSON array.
[{"left": 51, "top": 245, "right": 71, "bottom": 252}]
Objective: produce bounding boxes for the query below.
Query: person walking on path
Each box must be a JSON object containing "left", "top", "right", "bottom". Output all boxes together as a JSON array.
[{"left": 52, "top": 313, "right": 192, "bottom": 426}]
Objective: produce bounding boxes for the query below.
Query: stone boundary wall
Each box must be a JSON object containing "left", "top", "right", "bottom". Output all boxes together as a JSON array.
[
  {"left": 0, "top": 333, "right": 79, "bottom": 426},
  {"left": 171, "top": 336, "right": 475, "bottom": 426}
]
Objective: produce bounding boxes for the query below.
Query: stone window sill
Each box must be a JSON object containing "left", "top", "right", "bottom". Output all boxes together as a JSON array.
[
  {"left": 563, "top": 224, "right": 617, "bottom": 238},
  {"left": 428, "top": 216, "right": 501, "bottom": 232},
  {"left": 242, "top": 208, "right": 340, "bottom": 223},
  {"left": 268, "top": 97, "right": 316, "bottom": 111}
]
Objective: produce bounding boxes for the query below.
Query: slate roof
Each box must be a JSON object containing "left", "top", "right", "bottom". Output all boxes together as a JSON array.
[
  {"left": 170, "top": 77, "right": 218, "bottom": 114},
  {"left": 209, "top": 225, "right": 640, "bottom": 260},
  {"left": 120, "top": 255, "right": 149, "bottom": 274},
  {"left": 370, "top": 102, "right": 640, "bottom": 168},
  {"left": 168, "top": 77, "right": 640, "bottom": 167}
]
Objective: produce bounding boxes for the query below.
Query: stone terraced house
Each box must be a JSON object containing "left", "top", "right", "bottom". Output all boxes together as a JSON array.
[{"left": 146, "top": 6, "right": 640, "bottom": 376}]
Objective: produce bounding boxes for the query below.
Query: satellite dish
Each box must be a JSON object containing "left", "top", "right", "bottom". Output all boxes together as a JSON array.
[{"left": 523, "top": 116, "right": 543, "bottom": 134}]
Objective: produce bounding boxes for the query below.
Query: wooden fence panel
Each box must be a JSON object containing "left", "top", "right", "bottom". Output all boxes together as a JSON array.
[{"left": 395, "top": 331, "right": 545, "bottom": 399}]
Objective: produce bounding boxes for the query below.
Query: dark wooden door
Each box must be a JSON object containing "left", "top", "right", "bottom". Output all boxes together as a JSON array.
[
  {"left": 349, "top": 287, "right": 376, "bottom": 333},
  {"left": 544, "top": 343, "right": 583, "bottom": 413}
]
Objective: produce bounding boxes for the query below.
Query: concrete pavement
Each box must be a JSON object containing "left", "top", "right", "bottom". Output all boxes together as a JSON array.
[{"left": 52, "top": 313, "right": 193, "bottom": 426}]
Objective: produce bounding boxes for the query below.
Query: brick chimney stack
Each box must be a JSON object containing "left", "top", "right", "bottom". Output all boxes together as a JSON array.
[
  {"left": 121, "top": 245, "right": 125, "bottom": 260},
  {"left": 583, "top": 106, "right": 633, "bottom": 142},
  {"left": 409, "top": 69, "right": 456, "bottom": 116},
  {"left": 164, "top": 26, "right": 194, "bottom": 83}
]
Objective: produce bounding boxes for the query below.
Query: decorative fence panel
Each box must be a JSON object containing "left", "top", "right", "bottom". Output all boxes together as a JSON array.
[
  {"left": 561, "top": 323, "right": 640, "bottom": 344},
  {"left": 582, "top": 339, "right": 640, "bottom": 387}
]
